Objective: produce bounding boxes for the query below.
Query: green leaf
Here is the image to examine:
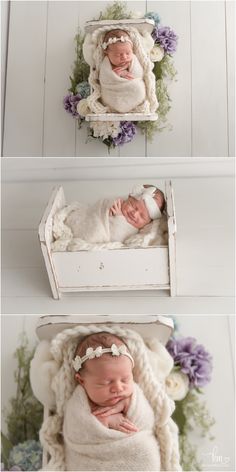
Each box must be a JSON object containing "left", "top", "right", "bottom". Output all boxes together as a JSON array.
[{"left": 1, "top": 431, "right": 13, "bottom": 466}]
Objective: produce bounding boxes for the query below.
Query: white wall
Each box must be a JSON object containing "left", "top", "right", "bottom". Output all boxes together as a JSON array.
[
  {"left": 1, "top": 315, "right": 235, "bottom": 471},
  {"left": 2, "top": 0, "right": 235, "bottom": 157}
]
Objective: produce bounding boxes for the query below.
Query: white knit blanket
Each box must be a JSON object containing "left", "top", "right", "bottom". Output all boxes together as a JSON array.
[
  {"left": 63, "top": 383, "right": 160, "bottom": 471},
  {"left": 51, "top": 199, "right": 168, "bottom": 252},
  {"left": 99, "top": 55, "right": 146, "bottom": 113}
]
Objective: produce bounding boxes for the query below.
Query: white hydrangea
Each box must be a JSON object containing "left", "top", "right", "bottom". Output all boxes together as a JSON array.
[
  {"left": 90, "top": 121, "right": 121, "bottom": 139},
  {"left": 165, "top": 370, "right": 189, "bottom": 401},
  {"left": 77, "top": 99, "right": 90, "bottom": 117},
  {"left": 150, "top": 45, "right": 165, "bottom": 62}
]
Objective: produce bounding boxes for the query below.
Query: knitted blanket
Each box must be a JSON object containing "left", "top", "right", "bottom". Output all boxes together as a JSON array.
[
  {"left": 51, "top": 199, "right": 168, "bottom": 252},
  {"left": 63, "top": 383, "right": 161, "bottom": 471},
  {"left": 99, "top": 55, "right": 146, "bottom": 113}
]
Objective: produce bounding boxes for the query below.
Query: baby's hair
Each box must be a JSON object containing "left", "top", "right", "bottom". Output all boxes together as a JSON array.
[
  {"left": 103, "top": 29, "right": 132, "bottom": 45},
  {"left": 74, "top": 332, "right": 129, "bottom": 372},
  {"left": 143, "top": 184, "right": 166, "bottom": 213}
]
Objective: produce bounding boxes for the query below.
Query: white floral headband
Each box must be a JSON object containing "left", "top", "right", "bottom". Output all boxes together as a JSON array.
[
  {"left": 102, "top": 35, "right": 133, "bottom": 50},
  {"left": 72, "top": 344, "right": 134, "bottom": 372},
  {"left": 130, "top": 185, "right": 162, "bottom": 220}
]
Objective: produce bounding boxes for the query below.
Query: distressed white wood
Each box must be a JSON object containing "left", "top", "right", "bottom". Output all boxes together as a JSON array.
[
  {"left": 165, "top": 181, "right": 177, "bottom": 296},
  {"left": 36, "top": 315, "right": 174, "bottom": 345},
  {"left": 43, "top": 1, "right": 80, "bottom": 157},
  {"left": 3, "top": 1, "right": 48, "bottom": 156},
  {"left": 85, "top": 113, "right": 158, "bottom": 121},
  {"left": 1, "top": 0, "right": 9, "bottom": 135},
  {"left": 52, "top": 247, "right": 169, "bottom": 291},
  {"left": 39, "top": 182, "right": 175, "bottom": 297},
  {"left": 226, "top": 0, "right": 235, "bottom": 157},
  {"left": 191, "top": 1, "right": 228, "bottom": 156},
  {"left": 85, "top": 18, "right": 154, "bottom": 33}
]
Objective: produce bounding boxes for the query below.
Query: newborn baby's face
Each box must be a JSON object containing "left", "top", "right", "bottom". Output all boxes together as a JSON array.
[
  {"left": 106, "top": 42, "right": 133, "bottom": 67},
  {"left": 121, "top": 197, "right": 152, "bottom": 229},
  {"left": 78, "top": 355, "right": 134, "bottom": 407}
]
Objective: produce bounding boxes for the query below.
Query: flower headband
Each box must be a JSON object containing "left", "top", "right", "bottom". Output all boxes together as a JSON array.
[
  {"left": 130, "top": 185, "right": 162, "bottom": 220},
  {"left": 102, "top": 35, "right": 133, "bottom": 50},
  {"left": 72, "top": 344, "right": 134, "bottom": 372}
]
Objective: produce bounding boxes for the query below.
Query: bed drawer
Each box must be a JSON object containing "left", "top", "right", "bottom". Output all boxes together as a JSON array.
[{"left": 52, "top": 247, "right": 169, "bottom": 291}]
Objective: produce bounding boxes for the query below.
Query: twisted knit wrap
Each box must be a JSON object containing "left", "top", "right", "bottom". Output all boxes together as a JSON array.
[
  {"left": 39, "top": 325, "right": 182, "bottom": 471},
  {"left": 63, "top": 383, "right": 160, "bottom": 471},
  {"left": 83, "top": 26, "right": 158, "bottom": 115},
  {"left": 99, "top": 55, "right": 146, "bottom": 113}
]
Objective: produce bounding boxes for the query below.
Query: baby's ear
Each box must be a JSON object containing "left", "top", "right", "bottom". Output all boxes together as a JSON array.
[{"left": 75, "top": 372, "right": 84, "bottom": 384}]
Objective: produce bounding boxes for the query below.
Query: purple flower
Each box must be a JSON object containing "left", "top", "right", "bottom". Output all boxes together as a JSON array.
[
  {"left": 152, "top": 26, "right": 178, "bottom": 54},
  {"left": 112, "top": 121, "right": 137, "bottom": 146},
  {"left": 166, "top": 337, "right": 213, "bottom": 389},
  {"left": 63, "top": 93, "right": 82, "bottom": 118}
]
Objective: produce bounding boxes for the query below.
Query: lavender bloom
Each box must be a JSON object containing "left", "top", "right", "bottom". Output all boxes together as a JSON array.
[
  {"left": 112, "top": 121, "right": 137, "bottom": 146},
  {"left": 152, "top": 26, "right": 178, "bottom": 54},
  {"left": 144, "top": 12, "right": 161, "bottom": 26},
  {"left": 63, "top": 93, "right": 82, "bottom": 118},
  {"left": 166, "top": 337, "right": 213, "bottom": 389}
]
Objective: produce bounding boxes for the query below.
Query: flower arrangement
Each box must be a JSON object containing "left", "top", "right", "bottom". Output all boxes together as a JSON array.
[
  {"left": 1, "top": 334, "right": 43, "bottom": 471},
  {"left": 63, "top": 1, "right": 178, "bottom": 151},
  {"left": 166, "top": 330, "right": 215, "bottom": 470}
]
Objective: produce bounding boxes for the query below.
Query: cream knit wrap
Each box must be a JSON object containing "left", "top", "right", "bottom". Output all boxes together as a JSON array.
[{"left": 39, "top": 325, "right": 182, "bottom": 471}]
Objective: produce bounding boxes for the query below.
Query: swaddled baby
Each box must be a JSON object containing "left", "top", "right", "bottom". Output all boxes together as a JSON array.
[
  {"left": 99, "top": 29, "right": 146, "bottom": 113},
  {"left": 63, "top": 332, "right": 161, "bottom": 471},
  {"left": 65, "top": 184, "right": 165, "bottom": 244}
]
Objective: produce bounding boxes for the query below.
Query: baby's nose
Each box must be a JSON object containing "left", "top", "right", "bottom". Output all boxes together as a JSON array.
[{"left": 110, "top": 381, "right": 123, "bottom": 393}]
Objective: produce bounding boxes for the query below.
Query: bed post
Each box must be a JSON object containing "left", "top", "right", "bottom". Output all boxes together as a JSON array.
[
  {"left": 38, "top": 186, "right": 65, "bottom": 300},
  {"left": 165, "top": 180, "right": 177, "bottom": 296}
]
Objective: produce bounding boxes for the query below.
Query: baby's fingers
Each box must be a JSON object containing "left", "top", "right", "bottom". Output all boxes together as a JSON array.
[
  {"left": 93, "top": 407, "right": 112, "bottom": 416},
  {"left": 121, "top": 419, "right": 139, "bottom": 432}
]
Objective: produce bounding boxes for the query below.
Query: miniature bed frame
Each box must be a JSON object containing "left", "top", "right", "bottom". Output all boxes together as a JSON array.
[
  {"left": 38, "top": 181, "right": 177, "bottom": 299},
  {"left": 84, "top": 18, "right": 158, "bottom": 122},
  {"left": 36, "top": 315, "right": 174, "bottom": 468}
]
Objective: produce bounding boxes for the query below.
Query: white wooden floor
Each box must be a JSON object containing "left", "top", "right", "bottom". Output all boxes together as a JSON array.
[{"left": 2, "top": 169, "right": 234, "bottom": 314}]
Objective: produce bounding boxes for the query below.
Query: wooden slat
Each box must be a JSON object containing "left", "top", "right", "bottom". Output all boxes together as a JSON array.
[
  {"left": 191, "top": 1, "right": 228, "bottom": 156},
  {"left": 3, "top": 1, "right": 47, "bottom": 156},
  {"left": 43, "top": 1, "right": 80, "bottom": 156},
  {"left": 225, "top": 0, "right": 235, "bottom": 157},
  {"left": 147, "top": 1, "right": 191, "bottom": 157}
]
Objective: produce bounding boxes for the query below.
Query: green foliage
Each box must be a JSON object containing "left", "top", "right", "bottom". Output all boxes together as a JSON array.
[
  {"left": 96, "top": 1, "right": 133, "bottom": 20},
  {"left": 173, "top": 391, "right": 215, "bottom": 470},
  {"left": 1, "top": 432, "right": 13, "bottom": 466},
  {"left": 69, "top": 30, "right": 90, "bottom": 94},
  {"left": 3, "top": 333, "right": 43, "bottom": 447}
]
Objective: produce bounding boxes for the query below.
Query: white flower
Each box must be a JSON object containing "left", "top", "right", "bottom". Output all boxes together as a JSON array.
[
  {"left": 72, "top": 356, "right": 82, "bottom": 371},
  {"left": 150, "top": 45, "right": 165, "bottom": 62},
  {"left": 165, "top": 371, "right": 189, "bottom": 401},
  {"left": 94, "top": 346, "right": 103, "bottom": 357},
  {"left": 111, "top": 344, "right": 120, "bottom": 356},
  {"left": 77, "top": 99, "right": 90, "bottom": 117},
  {"left": 90, "top": 121, "right": 120, "bottom": 139}
]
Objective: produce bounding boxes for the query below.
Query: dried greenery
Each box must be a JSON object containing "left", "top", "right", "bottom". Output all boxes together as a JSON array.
[
  {"left": 96, "top": 1, "right": 133, "bottom": 20},
  {"left": 3, "top": 333, "right": 43, "bottom": 447},
  {"left": 69, "top": 29, "right": 90, "bottom": 95},
  {"left": 173, "top": 391, "right": 215, "bottom": 470}
]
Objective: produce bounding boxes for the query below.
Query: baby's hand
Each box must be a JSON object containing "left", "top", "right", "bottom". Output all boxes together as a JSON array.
[
  {"left": 109, "top": 198, "right": 123, "bottom": 216},
  {"left": 93, "top": 398, "right": 129, "bottom": 417},
  {"left": 107, "top": 413, "right": 139, "bottom": 434},
  {"left": 113, "top": 67, "right": 134, "bottom": 80}
]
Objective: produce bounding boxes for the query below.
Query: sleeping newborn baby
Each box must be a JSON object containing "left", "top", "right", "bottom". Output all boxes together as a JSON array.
[
  {"left": 63, "top": 332, "right": 161, "bottom": 471},
  {"left": 64, "top": 184, "right": 165, "bottom": 245},
  {"left": 99, "top": 29, "right": 146, "bottom": 113}
]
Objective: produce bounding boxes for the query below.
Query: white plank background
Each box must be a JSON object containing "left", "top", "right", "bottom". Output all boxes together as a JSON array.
[
  {"left": 1, "top": 314, "right": 235, "bottom": 471},
  {"left": 1, "top": 158, "right": 234, "bottom": 314},
  {"left": 2, "top": 0, "right": 235, "bottom": 157}
]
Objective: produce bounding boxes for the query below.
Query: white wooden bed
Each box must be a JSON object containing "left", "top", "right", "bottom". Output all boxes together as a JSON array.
[{"left": 38, "top": 181, "right": 177, "bottom": 299}]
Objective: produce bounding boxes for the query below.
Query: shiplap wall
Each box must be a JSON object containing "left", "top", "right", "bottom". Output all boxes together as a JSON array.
[
  {"left": 2, "top": 0, "right": 235, "bottom": 157},
  {"left": 1, "top": 315, "right": 235, "bottom": 471}
]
